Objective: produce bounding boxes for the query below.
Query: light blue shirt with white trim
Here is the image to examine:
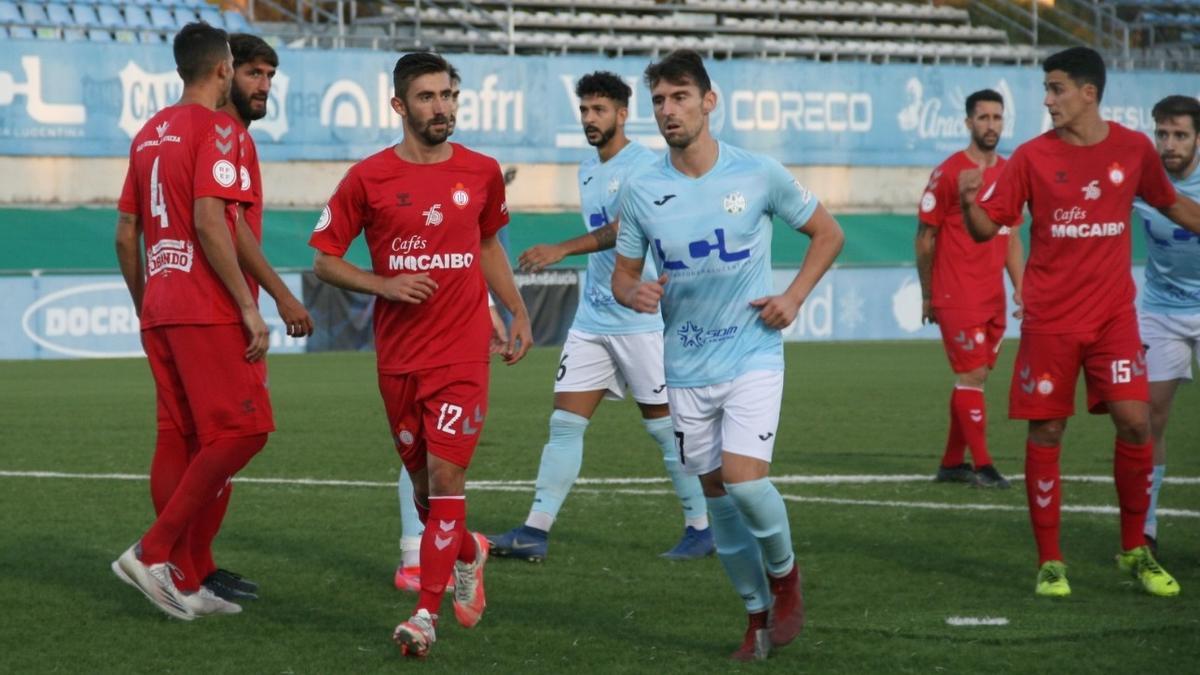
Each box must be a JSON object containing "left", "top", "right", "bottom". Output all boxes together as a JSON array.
[
  {"left": 1134, "top": 164, "right": 1200, "bottom": 314},
  {"left": 572, "top": 141, "right": 665, "bottom": 335},
  {"left": 616, "top": 142, "right": 819, "bottom": 388}
]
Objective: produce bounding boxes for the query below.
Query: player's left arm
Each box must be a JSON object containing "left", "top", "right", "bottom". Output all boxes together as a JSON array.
[
  {"left": 751, "top": 203, "right": 844, "bottom": 329},
  {"left": 518, "top": 218, "right": 621, "bottom": 272},
  {"left": 1157, "top": 194, "right": 1200, "bottom": 234},
  {"left": 1005, "top": 228, "right": 1025, "bottom": 319},
  {"left": 114, "top": 210, "right": 144, "bottom": 316},
  {"left": 234, "top": 208, "right": 313, "bottom": 337},
  {"left": 480, "top": 234, "right": 531, "bottom": 365}
]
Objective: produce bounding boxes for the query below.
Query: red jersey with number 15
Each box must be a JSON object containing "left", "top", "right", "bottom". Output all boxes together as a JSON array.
[
  {"left": 977, "top": 122, "right": 1176, "bottom": 334},
  {"left": 308, "top": 143, "right": 509, "bottom": 375},
  {"left": 920, "top": 151, "right": 1017, "bottom": 311},
  {"left": 118, "top": 104, "right": 250, "bottom": 329}
]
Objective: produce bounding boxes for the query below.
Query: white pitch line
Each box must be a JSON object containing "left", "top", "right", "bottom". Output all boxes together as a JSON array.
[
  {"left": 3, "top": 469, "right": 1200, "bottom": 518},
  {"left": 946, "top": 617, "right": 1009, "bottom": 627}
]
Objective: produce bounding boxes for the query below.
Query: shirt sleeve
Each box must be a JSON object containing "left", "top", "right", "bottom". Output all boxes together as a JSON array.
[
  {"left": 977, "top": 146, "right": 1029, "bottom": 229},
  {"left": 615, "top": 187, "right": 648, "bottom": 260},
  {"left": 918, "top": 166, "right": 946, "bottom": 228},
  {"left": 765, "top": 158, "right": 819, "bottom": 229},
  {"left": 479, "top": 160, "right": 510, "bottom": 239},
  {"left": 308, "top": 169, "right": 366, "bottom": 257},
  {"left": 194, "top": 114, "right": 249, "bottom": 203},
  {"left": 118, "top": 153, "right": 138, "bottom": 215},
  {"left": 1137, "top": 135, "right": 1178, "bottom": 209}
]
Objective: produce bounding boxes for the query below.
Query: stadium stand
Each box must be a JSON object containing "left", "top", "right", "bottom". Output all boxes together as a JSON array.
[{"left": 0, "top": 0, "right": 255, "bottom": 41}]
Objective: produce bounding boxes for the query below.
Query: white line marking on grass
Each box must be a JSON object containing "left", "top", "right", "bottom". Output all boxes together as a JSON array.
[
  {"left": 946, "top": 617, "right": 1009, "bottom": 627},
  {"left": 2, "top": 470, "right": 1199, "bottom": 519}
]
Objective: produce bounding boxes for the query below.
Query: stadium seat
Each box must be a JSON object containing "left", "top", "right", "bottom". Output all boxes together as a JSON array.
[
  {"left": 10, "top": 24, "right": 35, "bottom": 38},
  {"left": 172, "top": 7, "right": 198, "bottom": 28},
  {"left": 96, "top": 4, "right": 122, "bottom": 27},
  {"left": 72, "top": 3, "right": 99, "bottom": 27},
  {"left": 45, "top": 2, "right": 72, "bottom": 25},
  {"left": 124, "top": 6, "right": 149, "bottom": 29},
  {"left": 0, "top": 0, "right": 21, "bottom": 23},
  {"left": 138, "top": 29, "right": 161, "bottom": 43},
  {"left": 20, "top": 2, "right": 49, "bottom": 24},
  {"left": 87, "top": 27, "right": 112, "bottom": 41},
  {"left": 149, "top": 6, "right": 173, "bottom": 29},
  {"left": 223, "top": 10, "right": 251, "bottom": 33},
  {"left": 198, "top": 7, "right": 222, "bottom": 27}
]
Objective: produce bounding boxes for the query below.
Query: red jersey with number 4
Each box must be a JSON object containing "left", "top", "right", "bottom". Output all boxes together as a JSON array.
[
  {"left": 920, "top": 151, "right": 1016, "bottom": 310},
  {"left": 118, "top": 104, "right": 250, "bottom": 329},
  {"left": 977, "top": 122, "right": 1176, "bottom": 334},
  {"left": 308, "top": 143, "right": 509, "bottom": 374}
]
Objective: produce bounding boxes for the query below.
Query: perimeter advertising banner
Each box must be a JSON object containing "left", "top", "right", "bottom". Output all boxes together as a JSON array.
[{"left": 2, "top": 43, "right": 1196, "bottom": 165}]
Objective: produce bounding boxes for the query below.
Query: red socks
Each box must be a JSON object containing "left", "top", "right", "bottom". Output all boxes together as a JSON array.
[
  {"left": 943, "top": 386, "right": 992, "bottom": 468},
  {"left": 139, "top": 433, "right": 267, "bottom": 570},
  {"left": 1024, "top": 440, "right": 1063, "bottom": 565},
  {"left": 1113, "top": 438, "right": 1152, "bottom": 552},
  {"left": 189, "top": 478, "right": 233, "bottom": 581},
  {"left": 416, "top": 496, "right": 468, "bottom": 616}
]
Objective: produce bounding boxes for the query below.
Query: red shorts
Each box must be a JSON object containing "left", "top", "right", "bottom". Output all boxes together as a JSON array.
[
  {"left": 1009, "top": 311, "right": 1148, "bottom": 419},
  {"left": 378, "top": 361, "right": 490, "bottom": 473},
  {"left": 142, "top": 324, "right": 275, "bottom": 444},
  {"left": 936, "top": 306, "right": 1006, "bottom": 373}
]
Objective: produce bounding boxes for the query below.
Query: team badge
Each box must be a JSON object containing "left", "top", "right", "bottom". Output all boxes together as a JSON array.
[
  {"left": 608, "top": 177, "right": 620, "bottom": 194},
  {"left": 212, "top": 159, "right": 237, "bottom": 188},
  {"left": 313, "top": 205, "right": 331, "bottom": 232},
  {"left": 451, "top": 183, "right": 470, "bottom": 208},
  {"left": 1107, "top": 162, "right": 1125, "bottom": 186},
  {"left": 1036, "top": 374, "right": 1055, "bottom": 396},
  {"left": 920, "top": 191, "right": 937, "bottom": 213},
  {"left": 974, "top": 328, "right": 985, "bottom": 345},
  {"left": 723, "top": 191, "right": 746, "bottom": 215},
  {"left": 240, "top": 166, "right": 251, "bottom": 191},
  {"left": 396, "top": 429, "right": 415, "bottom": 446}
]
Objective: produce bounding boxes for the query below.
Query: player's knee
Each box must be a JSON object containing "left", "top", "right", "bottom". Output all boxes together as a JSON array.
[
  {"left": 699, "top": 471, "right": 726, "bottom": 498},
  {"left": 1028, "top": 419, "right": 1066, "bottom": 446},
  {"left": 957, "top": 367, "right": 989, "bottom": 388},
  {"left": 1114, "top": 418, "right": 1151, "bottom": 445}
]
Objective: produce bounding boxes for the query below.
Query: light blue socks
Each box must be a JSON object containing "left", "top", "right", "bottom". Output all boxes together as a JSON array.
[
  {"left": 725, "top": 477, "right": 795, "bottom": 576},
  {"left": 526, "top": 409, "right": 590, "bottom": 531},
  {"left": 397, "top": 465, "right": 423, "bottom": 567},
  {"left": 643, "top": 416, "right": 709, "bottom": 529},
  {"left": 1145, "top": 464, "right": 1166, "bottom": 539},
  {"left": 707, "top": 495, "right": 770, "bottom": 612}
]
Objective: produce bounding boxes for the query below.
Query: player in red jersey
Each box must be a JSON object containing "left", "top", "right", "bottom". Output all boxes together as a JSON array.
[
  {"left": 961, "top": 47, "right": 1200, "bottom": 598},
  {"left": 916, "top": 89, "right": 1023, "bottom": 489},
  {"left": 309, "top": 52, "right": 531, "bottom": 658},
  {"left": 164, "top": 33, "right": 313, "bottom": 605},
  {"left": 112, "top": 23, "right": 275, "bottom": 620}
]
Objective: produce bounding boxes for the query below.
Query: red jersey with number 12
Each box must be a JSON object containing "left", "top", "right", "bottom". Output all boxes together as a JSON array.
[
  {"left": 308, "top": 143, "right": 509, "bottom": 374},
  {"left": 920, "top": 151, "right": 1016, "bottom": 310},
  {"left": 977, "top": 122, "right": 1176, "bottom": 333},
  {"left": 118, "top": 104, "right": 250, "bottom": 329}
]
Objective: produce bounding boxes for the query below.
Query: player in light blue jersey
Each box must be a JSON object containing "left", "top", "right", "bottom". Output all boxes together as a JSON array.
[
  {"left": 613, "top": 51, "right": 843, "bottom": 662},
  {"left": 1134, "top": 95, "right": 1200, "bottom": 556},
  {"left": 488, "top": 72, "right": 714, "bottom": 563}
]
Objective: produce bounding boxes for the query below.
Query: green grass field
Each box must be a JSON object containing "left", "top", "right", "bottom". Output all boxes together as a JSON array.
[{"left": 1, "top": 343, "right": 1198, "bottom": 673}]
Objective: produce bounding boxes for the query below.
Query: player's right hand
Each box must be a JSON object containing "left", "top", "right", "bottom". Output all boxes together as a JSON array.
[
  {"left": 922, "top": 299, "right": 937, "bottom": 325},
  {"left": 241, "top": 307, "right": 270, "bottom": 362},
  {"left": 957, "top": 168, "right": 983, "bottom": 202},
  {"left": 518, "top": 244, "right": 565, "bottom": 273},
  {"left": 629, "top": 274, "right": 667, "bottom": 314},
  {"left": 379, "top": 273, "right": 438, "bottom": 303}
]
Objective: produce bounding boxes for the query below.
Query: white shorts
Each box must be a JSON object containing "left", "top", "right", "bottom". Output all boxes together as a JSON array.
[
  {"left": 1140, "top": 311, "right": 1200, "bottom": 382},
  {"left": 553, "top": 329, "right": 668, "bottom": 404},
  {"left": 666, "top": 370, "right": 784, "bottom": 476}
]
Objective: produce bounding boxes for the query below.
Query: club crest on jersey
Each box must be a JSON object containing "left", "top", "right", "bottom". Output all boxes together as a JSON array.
[
  {"left": 212, "top": 160, "right": 237, "bottom": 188},
  {"left": 1107, "top": 162, "right": 1125, "bottom": 186},
  {"left": 451, "top": 183, "right": 470, "bottom": 209},
  {"left": 608, "top": 177, "right": 620, "bottom": 194},
  {"left": 423, "top": 203, "right": 444, "bottom": 226},
  {"left": 240, "top": 166, "right": 251, "bottom": 191},
  {"left": 723, "top": 191, "right": 746, "bottom": 215},
  {"left": 920, "top": 191, "right": 937, "bottom": 213},
  {"left": 1081, "top": 180, "right": 1101, "bottom": 200}
]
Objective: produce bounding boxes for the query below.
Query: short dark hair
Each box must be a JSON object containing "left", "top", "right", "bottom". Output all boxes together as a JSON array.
[
  {"left": 1152, "top": 95, "right": 1200, "bottom": 135},
  {"left": 229, "top": 33, "right": 278, "bottom": 69},
  {"left": 576, "top": 71, "right": 632, "bottom": 108},
  {"left": 393, "top": 52, "right": 457, "bottom": 100},
  {"left": 644, "top": 49, "right": 711, "bottom": 94},
  {"left": 965, "top": 89, "right": 1004, "bottom": 117},
  {"left": 174, "top": 22, "right": 229, "bottom": 84},
  {"left": 1043, "top": 46, "right": 1106, "bottom": 102}
]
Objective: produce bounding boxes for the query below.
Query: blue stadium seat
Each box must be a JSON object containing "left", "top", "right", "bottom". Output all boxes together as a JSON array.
[
  {"left": 0, "top": 0, "right": 22, "bottom": 23},
  {"left": 223, "top": 9, "right": 251, "bottom": 33},
  {"left": 96, "top": 4, "right": 122, "bottom": 26},
  {"left": 138, "top": 29, "right": 161, "bottom": 43},
  {"left": 87, "top": 27, "right": 112, "bottom": 41},
  {"left": 20, "top": 2, "right": 50, "bottom": 24},
  {"left": 64, "top": 26, "right": 86, "bottom": 40},
  {"left": 148, "top": 6, "right": 173, "bottom": 29},
  {"left": 172, "top": 7, "right": 197, "bottom": 27},
  {"left": 72, "top": 3, "right": 99, "bottom": 26},
  {"left": 10, "top": 25, "right": 35, "bottom": 38},
  {"left": 45, "top": 2, "right": 72, "bottom": 24},
  {"left": 124, "top": 5, "right": 149, "bottom": 29}
]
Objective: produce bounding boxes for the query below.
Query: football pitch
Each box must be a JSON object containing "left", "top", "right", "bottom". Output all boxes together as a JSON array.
[{"left": 1, "top": 342, "right": 1197, "bottom": 673}]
